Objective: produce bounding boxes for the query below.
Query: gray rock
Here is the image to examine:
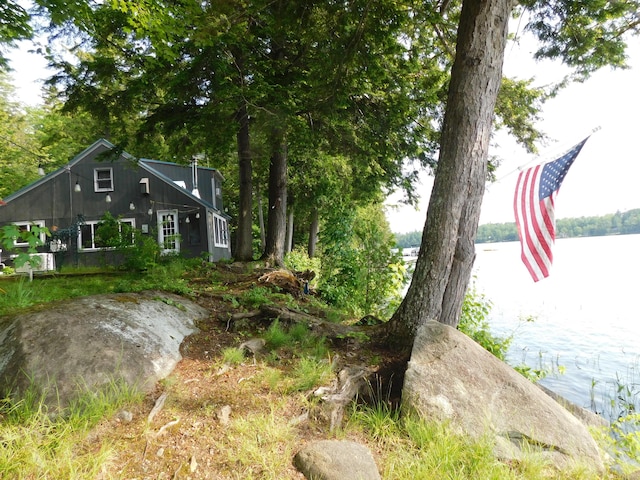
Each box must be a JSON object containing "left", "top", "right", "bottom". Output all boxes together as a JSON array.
[
  {"left": 0, "top": 291, "right": 206, "bottom": 409},
  {"left": 537, "top": 384, "right": 609, "bottom": 429},
  {"left": 217, "top": 405, "right": 232, "bottom": 426},
  {"left": 116, "top": 409, "right": 134, "bottom": 423},
  {"left": 294, "top": 440, "right": 380, "bottom": 480},
  {"left": 403, "top": 320, "right": 604, "bottom": 474},
  {"left": 238, "top": 338, "right": 266, "bottom": 356}
]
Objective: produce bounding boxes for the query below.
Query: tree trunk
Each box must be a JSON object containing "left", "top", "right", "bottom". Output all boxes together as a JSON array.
[
  {"left": 257, "top": 187, "right": 266, "bottom": 252},
  {"left": 388, "top": 0, "right": 512, "bottom": 344},
  {"left": 308, "top": 207, "right": 319, "bottom": 258},
  {"left": 262, "top": 129, "right": 288, "bottom": 266},
  {"left": 234, "top": 101, "right": 254, "bottom": 261},
  {"left": 286, "top": 209, "right": 294, "bottom": 254}
]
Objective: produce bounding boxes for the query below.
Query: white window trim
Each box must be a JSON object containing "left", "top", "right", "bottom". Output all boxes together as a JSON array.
[
  {"left": 94, "top": 167, "right": 114, "bottom": 192},
  {"left": 78, "top": 218, "right": 136, "bottom": 251},
  {"left": 12, "top": 220, "right": 46, "bottom": 247},
  {"left": 212, "top": 213, "right": 229, "bottom": 248},
  {"left": 157, "top": 209, "right": 180, "bottom": 254}
]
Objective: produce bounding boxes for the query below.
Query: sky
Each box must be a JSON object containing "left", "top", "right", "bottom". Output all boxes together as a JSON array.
[
  {"left": 6, "top": 24, "right": 640, "bottom": 234},
  {"left": 386, "top": 33, "right": 640, "bottom": 233}
]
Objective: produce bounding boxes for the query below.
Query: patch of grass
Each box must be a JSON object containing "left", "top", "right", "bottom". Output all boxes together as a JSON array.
[
  {"left": 264, "top": 319, "right": 290, "bottom": 349},
  {"left": 345, "top": 405, "right": 605, "bottom": 480},
  {"left": 214, "top": 404, "right": 298, "bottom": 479},
  {"left": 287, "top": 357, "right": 333, "bottom": 393},
  {"left": 239, "top": 285, "right": 275, "bottom": 308},
  {"left": 222, "top": 347, "right": 246, "bottom": 366},
  {"left": 256, "top": 366, "right": 286, "bottom": 392},
  {"left": 0, "top": 276, "right": 36, "bottom": 311},
  {"left": 222, "top": 293, "right": 240, "bottom": 308},
  {"left": 288, "top": 322, "right": 309, "bottom": 343},
  {"left": 0, "top": 380, "right": 143, "bottom": 479}
]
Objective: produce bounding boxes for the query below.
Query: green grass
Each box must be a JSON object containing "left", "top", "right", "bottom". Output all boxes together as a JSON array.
[
  {"left": 0, "top": 259, "right": 194, "bottom": 316},
  {"left": 0, "top": 380, "right": 143, "bottom": 479},
  {"left": 214, "top": 402, "right": 298, "bottom": 479},
  {"left": 222, "top": 346, "right": 246, "bottom": 366},
  {"left": 346, "top": 404, "right": 603, "bottom": 480}
]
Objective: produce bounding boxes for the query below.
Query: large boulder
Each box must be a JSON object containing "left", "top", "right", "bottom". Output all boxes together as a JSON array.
[
  {"left": 402, "top": 320, "right": 604, "bottom": 473},
  {"left": 0, "top": 291, "right": 207, "bottom": 408}
]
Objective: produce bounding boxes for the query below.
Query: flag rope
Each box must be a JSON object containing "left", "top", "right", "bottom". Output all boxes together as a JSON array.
[{"left": 493, "top": 126, "right": 601, "bottom": 184}]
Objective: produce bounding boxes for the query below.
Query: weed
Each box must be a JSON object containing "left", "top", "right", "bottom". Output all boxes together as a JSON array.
[
  {"left": 222, "top": 293, "right": 240, "bottom": 308},
  {"left": 222, "top": 347, "right": 246, "bottom": 366},
  {"left": 155, "top": 296, "right": 186, "bottom": 311},
  {"left": 264, "top": 319, "right": 290, "bottom": 349},
  {"left": 0, "top": 380, "right": 142, "bottom": 479},
  {"left": 215, "top": 404, "right": 297, "bottom": 478},
  {"left": 0, "top": 276, "right": 36, "bottom": 312},
  {"left": 288, "top": 357, "right": 333, "bottom": 393},
  {"left": 240, "top": 286, "right": 275, "bottom": 308},
  {"left": 288, "top": 322, "right": 310, "bottom": 343}
]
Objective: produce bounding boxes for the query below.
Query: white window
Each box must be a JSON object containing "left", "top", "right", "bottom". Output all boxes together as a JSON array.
[
  {"left": 157, "top": 210, "right": 180, "bottom": 254},
  {"left": 211, "top": 177, "right": 221, "bottom": 209},
  {"left": 79, "top": 218, "right": 135, "bottom": 251},
  {"left": 213, "top": 213, "right": 228, "bottom": 248},
  {"left": 12, "top": 221, "right": 46, "bottom": 247},
  {"left": 94, "top": 167, "right": 114, "bottom": 192}
]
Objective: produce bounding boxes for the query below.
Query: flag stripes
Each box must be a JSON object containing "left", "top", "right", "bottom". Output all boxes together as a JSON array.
[{"left": 513, "top": 137, "right": 590, "bottom": 282}]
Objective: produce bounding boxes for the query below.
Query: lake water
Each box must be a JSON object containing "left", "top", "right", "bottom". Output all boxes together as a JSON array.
[{"left": 472, "top": 234, "right": 640, "bottom": 418}]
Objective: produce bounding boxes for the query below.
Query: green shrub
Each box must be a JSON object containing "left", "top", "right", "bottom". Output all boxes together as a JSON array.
[
  {"left": 239, "top": 286, "right": 274, "bottom": 309},
  {"left": 458, "top": 284, "right": 510, "bottom": 361},
  {"left": 284, "top": 247, "right": 321, "bottom": 288},
  {"left": 123, "top": 234, "right": 161, "bottom": 271},
  {"left": 318, "top": 204, "right": 407, "bottom": 318}
]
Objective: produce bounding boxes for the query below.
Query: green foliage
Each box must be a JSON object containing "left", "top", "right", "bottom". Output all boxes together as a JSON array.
[
  {"left": 319, "top": 204, "right": 407, "bottom": 318},
  {"left": 458, "top": 285, "right": 560, "bottom": 382},
  {"left": 0, "top": 223, "right": 50, "bottom": 268},
  {"left": 458, "top": 285, "right": 510, "bottom": 361},
  {"left": 0, "top": 263, "right": 195, "bottom": 316},
  {"left": 519, "top": 0, "right": 637, "bottom": 80},
  {"left": 347, "top": 406, "right": 533, "bottom": 479},
  {"left": 284, "top": 247, "right": 321, "bottom": 288},
  {"left": 94, "top": 212, "right": 161, "bottom": 271},
  {"left": 122, "top": 233, "right": 161, "bottom": 271},
  {"left": 239, "top": 286, "right": 274, "bottom": 309},
  {"left": 262, "top": 319, "right": 328, "bottom": 361},
  {"left": 263, "top": 319, "right": 290, "bottom": 350},
  {"left": 94, "top": 211, "right": 123, "bottom": 249},
  {"left": 0, "top": 276, "right": 34, "bottom": 309},
  {"left": 609, "top": 413, "right": 640, "bottom": 472},
  {"left": 394, "top": 230, "right": 422, "bottom": 249},
  {"left": 127, "top": 259, "right": 192, "bottom": 296}
]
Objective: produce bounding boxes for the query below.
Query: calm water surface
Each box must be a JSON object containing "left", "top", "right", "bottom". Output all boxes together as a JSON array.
[{"left": 472, "top": 234, "right": 640, "bottom": 416}]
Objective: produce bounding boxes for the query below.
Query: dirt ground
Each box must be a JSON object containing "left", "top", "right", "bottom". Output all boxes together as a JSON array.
[{"left": 89, "top": 263, "right": 407, "bottom": 480}]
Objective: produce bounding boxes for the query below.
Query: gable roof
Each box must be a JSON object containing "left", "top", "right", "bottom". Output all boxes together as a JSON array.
[
  {"left": 2, "top": 138, "right": 124, "bottom": 203},
  {"left": 2, "top": 139, "right": 223, "bottom": 211},
  {"left": 138, "top": 159, "right": 220, "bottom": 210}
]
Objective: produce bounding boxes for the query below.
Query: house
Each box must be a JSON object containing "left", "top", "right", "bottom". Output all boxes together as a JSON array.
[{"left": 0, "top": 138, "right": 232, "bottom": 269}]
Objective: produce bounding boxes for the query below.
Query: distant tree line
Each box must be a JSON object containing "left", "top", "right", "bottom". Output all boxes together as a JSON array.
[{"left": 395, "top": 209, "right": 640, "bottom": 247}]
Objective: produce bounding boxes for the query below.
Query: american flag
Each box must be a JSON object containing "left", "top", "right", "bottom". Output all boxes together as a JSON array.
[{"left": 513, "top": 137, "right": 590, "bottom": 282}]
